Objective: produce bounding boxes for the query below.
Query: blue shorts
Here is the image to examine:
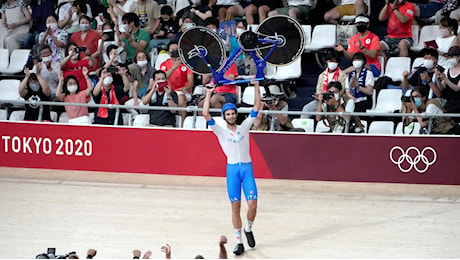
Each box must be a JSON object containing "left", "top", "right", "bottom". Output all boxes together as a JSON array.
[
  {"left": 227, "top": 162, "right": 258, "bottom": 203},
  {"left": 369, "top": 64, "right": 381, "bottom": 78}
]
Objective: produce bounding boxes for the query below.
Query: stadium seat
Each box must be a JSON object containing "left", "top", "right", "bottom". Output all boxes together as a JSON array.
[
  {"left": 0, "top": 49, "right": 31, "bottom": 74},
  {"left": 241, "top": 86, "right": 266, "bottom": 105},
  {"left": 411, "top": 25, "right": 441, "bottom": 52},
  {"left": 0, "top": 48, "right": 9, "bottom": 70},
  {"left": 367, "top": 89, "right": 403, "bottom": 114},
  {"left": 0, "top": 109, "right": 7, "bottom": 120},
  {"left": 50, "top": 111, "right": 58, "bottom": 122},
  {"left": 154, "top": 53, "right": 170, "bottom": 70},
  {"left": 0, "top": 79, "right": 23, "bottom": 107},
  {"left": 315, "top": 120, "right": 330, "bottom": 133},
  {"left": 59, "top": 112, "right": 69, "bottom": 123},
  {"left": 183, "top": 116, "right": 207, "bottom": 129},
  {"left": 412, "top": 57, "right": 424, "bottom": 70},
  {"left": 301, "top": 25, "right": 312, "bottom": 47},
  {"left": 304, "top": 24, "right": 337, "bottom": 52},
  {"left": 395, "top": 121, "right": 421, "bottom": 135},
  {"left": 267, "top": 56, "right": 302, "bottom": 82},
  {"left": 291, "top": 118, "right": 314, "bottom": 132},
  {"left": 384, "top": 57, "right": 411, "bottom": 82},
  {"left": 9, "top": 110, "right": 25, "bottom": 121},
  {"left": 133, "top": 114, "right": 150, "bottom": 126},
  {"left": 377, "top": 55, "right": 385, "bottom": 79},
  {"left": 368, "top": 121, "right": 395, "bottom": 134},
  {"left": 122, "top": 113, "right": 132, "bottom": 126},
  {"left": 174, "top": 0, "right": 189, "bottom": 15}
]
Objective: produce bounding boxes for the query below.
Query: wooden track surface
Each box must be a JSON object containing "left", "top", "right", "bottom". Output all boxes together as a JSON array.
[{"left": 0, "top": 167, "right": 459, "bottom": 258}]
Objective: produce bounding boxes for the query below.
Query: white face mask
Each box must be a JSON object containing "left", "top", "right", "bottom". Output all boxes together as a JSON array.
[
  {"left": 236, "top": 28, "right": 246, "bottom": 37},
  {"left": 42, "top": 56, "right": 52, "bottom": 63},
  {"left": 47, "top": 23, "right": 58, "bottom": 31},
  {"left": 327, "top": 62, "right": 338, "bottom": 71},
  {"left": 353, "top": 60, "right": 363, "bottom": 69},
  {"left": 30, "top": 83, "right": 40, "bottom": 92},
  {"left": 71, "top": 53, "right": 79, "bottom": 60},
  {"left": 79, "top": 24, "right": 90, "bottom": 32},
  {"left": 440, "top": 28, "right": 451, "bottom": 37},
  {"left": 119, "top": 24, "right": 130, "bottom": 33},
  {"left": 423, "top": 59, "right": 435, "bottom": 69},
  {"left": 137, "top": 60, "right": 148, "bottom": 67},
  {"left": 447, "top": 57, "right": 458, "bottom": 67},
  {"left": 334, "top": 93, "right": 340, "bottom": 101},
  {"left": 67, "top": 84, "right": 78, "bottom": 93},
  {"left": 103, "top": 76, "right": 113, "bottom": 86}
]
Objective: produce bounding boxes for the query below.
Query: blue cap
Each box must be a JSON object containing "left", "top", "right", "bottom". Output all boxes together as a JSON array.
[{"left": 221, "top": 103, "right": 237, "bottom": 118}]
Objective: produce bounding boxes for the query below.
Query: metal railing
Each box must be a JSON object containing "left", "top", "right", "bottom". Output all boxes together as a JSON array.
[{"left": 1, "top": 99, "right": 460, "bottom": 134}]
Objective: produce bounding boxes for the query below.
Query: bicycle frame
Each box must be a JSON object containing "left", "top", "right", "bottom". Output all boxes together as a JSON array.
[{"left": 194, "top": 36, "right": 281, "bottom": 86}]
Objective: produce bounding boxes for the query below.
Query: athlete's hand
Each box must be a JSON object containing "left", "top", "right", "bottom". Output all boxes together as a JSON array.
[{"left": 160, "top": 244, "right": 171, "bottom": 259}]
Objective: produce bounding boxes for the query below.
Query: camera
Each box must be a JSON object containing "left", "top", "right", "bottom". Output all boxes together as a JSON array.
[
  {"left": 436, "top": 64, "right": 445, "bottom": 73},
  {"left": 261, "top": 96, "right": 278, "bottom": 105},
  {"left": 78, "top": 46, "right": 87, "bottom": 53},
  {"left": 107, "top": 66, "right": 118, "bottom": 73},
  {"left": 322, "top": 92, "right": 334, "bottom": 101},
  {"left": 401, "top": 96, "right": 413, "bottom": 103}
]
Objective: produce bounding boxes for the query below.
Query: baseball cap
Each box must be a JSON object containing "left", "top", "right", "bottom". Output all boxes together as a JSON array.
[
  {"left": 355, "top": 16, "right": 370, "bottom": 23},
  {"left": 447, "top": 46, "right": 460, "bottom": 56}
]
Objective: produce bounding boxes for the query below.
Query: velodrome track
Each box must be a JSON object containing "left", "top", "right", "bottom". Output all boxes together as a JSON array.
[{"left": 0, "top": 167, "right": 459, "bottom": 258}]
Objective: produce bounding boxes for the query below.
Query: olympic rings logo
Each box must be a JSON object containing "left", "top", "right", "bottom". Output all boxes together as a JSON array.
[{"left": 389, "top": 146, "right": 437, "bottom": 173}]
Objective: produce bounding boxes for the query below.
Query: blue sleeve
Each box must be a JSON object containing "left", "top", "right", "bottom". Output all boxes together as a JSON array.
[
  {"left": 250, "top": 109, "right": 258, "bottom": 118},
  {"left": 207, "top": 118, "right": 216, "bottom": 126}
]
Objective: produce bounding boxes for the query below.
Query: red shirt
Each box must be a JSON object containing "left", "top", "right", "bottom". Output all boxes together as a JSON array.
[
  {"left": 215, "top": 63, "right": 238, "bottom": 94},
  {"left": 387, "top": 2, "right": 415, "bottom": 38},
  {"left": 62, "top": 59, "right": 91, "bottom": 91},
  {"left": 70, "top": 29, "right": 102, "bottom": 70},
  {"left": 348, "top": 31, "right": 381, "bottom": 71},
  {"left": 64, "top": 91, "right": 90, "bottom": 119},
  {"left": 160, "top": 59, "right": 193, "bottom": 91}
]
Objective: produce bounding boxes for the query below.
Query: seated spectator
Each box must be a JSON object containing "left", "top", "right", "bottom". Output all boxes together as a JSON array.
[
  {"left": 413, "top": 0, "right": 446, "bottom": 21},
  {"left": 118, "top": 12, "right": 150, "bottom": 69},
  {"left": 18, "top": 68, "right": 52, "bottom": 122},
  {"left": 402, "top": 48, "right": 439, "bottom": 99},
  {"left": 434, "top": 45, "right": 460, "bottom": 114},
  {"left": 176, "top": 0, "right": 213, "bottom": 27},
  {"left": 61, "top": 42, "right": 96, "bottom": 91},
  {"left": 32, "top": 44, "right": 60, "bottom": 101},
  {"left": 316, "top": 81, "right": 355, "bottom": 133},
  {"left": 93, "top": 68, "right": 130, "bottom": 125},
  {"left": 174, "top": 12, "right": 198, "bottom": 42},
  {"left": 225, "top": 19, "right": 248, "bottom": 75},
  {"left": 23, "top": 0, "right": 55, "bottom": 49},
  {"left": 334, "top": 14, "right": 381, "bottom": 77},
  {"left": 378, "top": 0, "right": 415, "bottom": 58},
  {"left": 58, "top": 0, "right": 93, "bottom": 34},
  {"left": 125, "top": 50, "right": 155, "bottom": 117},
  {"left": 436, "top": 17, "right": 458, "bottom": 70},
  {"left": 55, "top": 69, "right": 93, "bottom": 124},
  {"left": 209, "top": 0, "right": 244, "bottom": 21},
  {"left": 253, "top": 85, "right": 304, "bottom": 132},
  {"left": 345, "top": 52, "right": 374, "bottom": 112},
  {"left": 70, "top": 15, "right": 103, "bottom": 71},
  {"left": 141, "top": 70, "right": 179, "bottom": 127},
  {"left": 402, "top": 86, "right": 458, "bottom": 134},
  {"left": 267, "top": 0, "right": 313, "bottom": 21},
  {"left": 301, "top": 51, "right": 347, "bottom": 118},
  {"left": 159, "top": 41, "right": 194, "bottom": 125},
  {"left": 128, "top": 0, "right": 161, "bottom": 36},
  {"left": 149, "top": 5, "right": 180, "bottom": 51},
  {"left": 324, "top": 0, "right": 367, "bottom": 24},
  {"left": 0, "top": 0, "right": 32, "bottom": 55},
  {"left": 243, "top": 0, "right": 284, "bottom": 24},
  {"left": 107, "top": 0, "right": 133, "bottom": 27},
  {"left": 38, "top": 14, "right": 68, "bottom": 63}
]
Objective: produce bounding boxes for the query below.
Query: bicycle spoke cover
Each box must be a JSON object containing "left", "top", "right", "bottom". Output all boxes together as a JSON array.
[
  {"left": 178, "top": 27, "right": 227, "bottom": 75},
  {"left": 256, "top": 15, "right": 305, "bottom": 66}
]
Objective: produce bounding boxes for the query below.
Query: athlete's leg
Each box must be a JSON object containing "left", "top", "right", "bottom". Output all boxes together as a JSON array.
[
  {"left": 241, "top": 163, "right": 258, "bottom": 248},
  {"left": 226, "top": 164, "right": 245, "bottom": 255}
]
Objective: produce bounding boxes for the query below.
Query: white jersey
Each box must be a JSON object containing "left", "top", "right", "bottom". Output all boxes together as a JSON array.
[{"left": 209, "top": 111, "right": 257, "bottom": 164}]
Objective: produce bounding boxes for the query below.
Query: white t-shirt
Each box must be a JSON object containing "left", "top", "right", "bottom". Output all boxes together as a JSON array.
[
  {"left": 341, "top": 0, "right": 356, "bottom": 5},
  {"left": 216, "top": 0, "right": 240, "bottom": 5},
  {"left": 436, "top": 35, "right": 456, "bottom": 70},
  {"left": 288, "top": 0, "right": 312, "bottom": 6}
]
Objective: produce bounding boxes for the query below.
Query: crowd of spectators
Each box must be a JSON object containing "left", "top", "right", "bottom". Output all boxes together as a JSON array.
[{"left": 1, "top": 0, "right": 460, "bottom": 134}]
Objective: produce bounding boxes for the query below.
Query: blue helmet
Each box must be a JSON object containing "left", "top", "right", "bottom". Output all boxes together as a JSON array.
[{"left": 221, "top": 103, "right": 237, "bottom": 119}]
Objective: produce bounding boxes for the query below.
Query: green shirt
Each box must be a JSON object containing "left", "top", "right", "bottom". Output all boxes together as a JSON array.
[{"left": 122, "top": 28, "right": 151, "bottom": 61}]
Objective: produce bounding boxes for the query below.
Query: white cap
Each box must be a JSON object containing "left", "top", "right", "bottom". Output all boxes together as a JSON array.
[
  {"left": 268, "top": 85, "right": 283, "bottom": 95},
  {"left": 355, "top": 16, "right": 370, "bottom": 23}
]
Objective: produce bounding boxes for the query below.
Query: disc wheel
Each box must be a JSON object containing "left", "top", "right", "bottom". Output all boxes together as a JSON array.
[
  {"left": 255, "top": 15, "right": 305, "bottom": 66},
  {"left": 178, "top": 27, "right": 227, "bottom": 75}
]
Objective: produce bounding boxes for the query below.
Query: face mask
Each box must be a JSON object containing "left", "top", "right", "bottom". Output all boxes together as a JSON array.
[
  {"left": 30, "top": 83, "right": 40, "bottom": 92},
  {"left": 423, "top": 59, "right": 435, "bottom": 69},
  {"left": 356, "top": 24, "right": 367, "bottom": 33},
  {"left": 137, "top": 60, "right": 148, "bottom": 67},
  {"left": 327, "top": 62, "right": 338, "bottom": 71},
  {"left": 440, "top": 28, "right": 450, "bottom": 37},
  {"left": 353, "top": 60, "right": 363, "bottom": 69},
  {"left": 103, "top": 76, "right": 113, "bottom": 86},
  {"left": 79, "top": 24, "right": 90, "bottom": 32},
  {"left": 236, "top": 28, "right": 246, "bottom": 37},
  {"left": 67, "top": 84, "right": 78, "bottom": 93},
  {"left": 71, "top": 54, "right": 79, "bottom": 60},
  {"left": 42, "top": 56, "right": 52, "bottom": 63},
  {"left": 334, "top": 93, "right": 340, "bottom": 101},
  {"left": 447, "top": 58, "right": 458, "bottom": 67},
  {"left": 211, "top": 29, "right": 217, "bottom": 33},
  {"left": 119, "top": 24, "right": 129, "bottom": 33},
  {"left": 413, "top": 97, "right": 422, "bottom": 108},
  {"left": 47, "top": 23, "right": 58, "bottom": 31}
]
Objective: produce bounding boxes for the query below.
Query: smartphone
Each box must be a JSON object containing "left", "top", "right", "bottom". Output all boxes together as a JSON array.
[
  {"left": 436, "top": 64, "right": 445, "bottom": 73},
  {"left": 183, "top": 23, "right": 195, "bottom": 30},
  {"left": 107, "top": 66, "right": 118, "bottom": 73},
  {"left": 157, "top": 81, "right": 168, "bottom": 92},
  {"left": 47, "top": 248, "right": 56, "bottom": 255},
  {"left": 102, "top": 31, "right": 115, "bottom": 41},
  {"left": 79, "top": 46, "right": 87, "bottom": 53},
  {"left": 424, "top": 40, "right": 438, "bottom": 49}
]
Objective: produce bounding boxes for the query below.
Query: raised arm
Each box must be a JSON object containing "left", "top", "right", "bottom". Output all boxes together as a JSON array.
[
  {"left": 202, "top": 86, "right": 214, "bottom": 121},
  {"left": 55, "top": 71, "right": 66, "bottom": 101},
  {"left": 82, "top": 67, "right": 94, "bottom": 97},
  {"left": 19, "top": 67, "right": 30, "bottom": 98},
  {"left": 253, "top": 81, "right": 261, "bottom": 112}
]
